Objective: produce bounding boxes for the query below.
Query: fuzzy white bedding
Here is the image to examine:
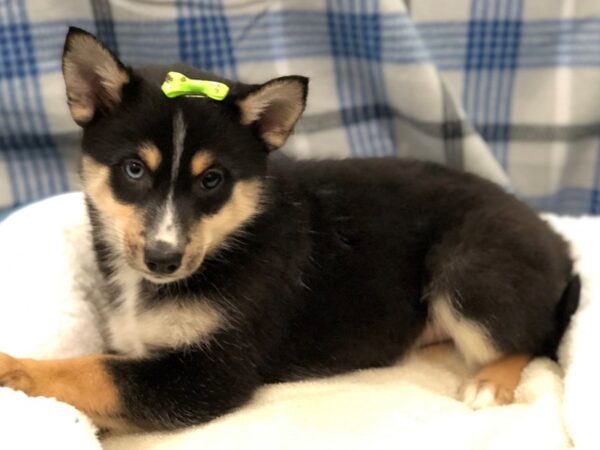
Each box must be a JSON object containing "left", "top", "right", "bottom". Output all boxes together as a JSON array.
[{"left": 0, "top": 193, "right": 597, "bottom": 450}]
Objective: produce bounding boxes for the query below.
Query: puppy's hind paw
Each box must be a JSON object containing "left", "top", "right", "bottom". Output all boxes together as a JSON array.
[
  {"left": 458, "top": 353, "right": 529, "bottom": 410},
  {"left": 459, "top": 378, "right": 513, "bottom": 409}
]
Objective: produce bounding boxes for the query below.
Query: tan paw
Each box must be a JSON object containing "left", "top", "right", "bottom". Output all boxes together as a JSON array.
[
  {"left": 0, "top": 353, "right": 34, "bottom": 394},
  {"left": 459, "top": 378, "right": 514, "bottom": 409}
]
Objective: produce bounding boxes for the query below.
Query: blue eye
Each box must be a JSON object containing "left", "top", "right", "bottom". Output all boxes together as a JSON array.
[{"left": 123, "top": 159, "right": 146, "bottom": 180}]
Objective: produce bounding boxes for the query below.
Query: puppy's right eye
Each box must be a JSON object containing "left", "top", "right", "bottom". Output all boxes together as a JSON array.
[{"left": 123, "top": 159, "right": 146, "bottom": 180}]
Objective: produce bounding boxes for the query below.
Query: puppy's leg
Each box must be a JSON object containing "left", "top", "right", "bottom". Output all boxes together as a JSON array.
[
  {"left": 430, "top": 295, "right": 530, "bottom": 408},
  {"left": 0, "top": 353, "right": 130, "bottom": 430},
  {"left": 426, "top": 222, "right": 570, "bottom": 409},
  {"left": 0, "top": 335, "right": 260, "bottom": 430},
  {"left": 459, "top": 354, "right": 530, "bottom": 408}
]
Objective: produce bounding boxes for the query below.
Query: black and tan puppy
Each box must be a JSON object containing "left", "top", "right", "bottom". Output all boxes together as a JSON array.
[{"left": 0, "top": 28, "right": 579, "bottom": 431}]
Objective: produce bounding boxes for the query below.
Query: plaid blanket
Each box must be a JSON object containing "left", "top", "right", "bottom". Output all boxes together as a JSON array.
[{"left": 1, "top": 0, "right": 600, "bottom": 215}]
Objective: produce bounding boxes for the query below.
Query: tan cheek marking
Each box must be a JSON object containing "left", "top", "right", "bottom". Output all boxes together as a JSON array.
[
  {"left": 191, "top": 151, "right": 214, "bottom": 177},
  {"left": 82, "top": 156, "right": 145, "bottom": 266},
  {"left": 0, "top": 353, "right": 128, "bottom": 429},
  {"left": 139, "top": 142, "right": 162, "bottom": 172},
  {"left": 182, "top": 179, "right": 263, "bottom": 269},
  {"left": 202, "top": 179, "right": 263, "bottom": 253}
]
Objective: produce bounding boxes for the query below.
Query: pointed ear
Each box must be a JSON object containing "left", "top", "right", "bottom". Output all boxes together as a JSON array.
[
  {"left": 62, "top": 27, "right": 130, "bottom": 126},
  {"left": 237, "top": 76, "right": 308, "bottom": 151}
]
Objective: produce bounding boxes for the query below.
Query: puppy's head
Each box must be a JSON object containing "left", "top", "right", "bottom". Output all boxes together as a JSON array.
[{"left": 62, "top": 27, "right": 308, "bottom": 284}]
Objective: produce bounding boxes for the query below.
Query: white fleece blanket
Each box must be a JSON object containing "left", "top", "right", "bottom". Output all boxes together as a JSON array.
[{"left": 0, "top": 193, "right": 598, "bottom": 450}]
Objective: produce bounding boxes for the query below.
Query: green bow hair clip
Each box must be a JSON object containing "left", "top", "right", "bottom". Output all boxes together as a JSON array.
[{"left": 161, "top": 71, "right": 230, "bottom": 101}]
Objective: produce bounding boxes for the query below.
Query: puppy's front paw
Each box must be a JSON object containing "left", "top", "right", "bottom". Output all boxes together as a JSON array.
[
  {"left": 459, "top": 378, "right": 513, "bottom": 409},
  {"left": 0, "top": 353, "right": 34, "bottom": 394}
]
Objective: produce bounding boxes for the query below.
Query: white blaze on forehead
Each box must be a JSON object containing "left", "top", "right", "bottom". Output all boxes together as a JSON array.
[
  {"left": 171, "top": 109, "right": 186, "bottom": 182},
  {"left": 153, "top": 198, "right": 179, "bottom": 246},
  {"left": 150, "top": 109, "right": 187, "bottom": 246}
]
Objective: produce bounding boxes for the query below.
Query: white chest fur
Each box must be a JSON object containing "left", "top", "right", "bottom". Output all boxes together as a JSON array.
[{"left": 106, "top": 264, "right": 224, "bottom": 357}]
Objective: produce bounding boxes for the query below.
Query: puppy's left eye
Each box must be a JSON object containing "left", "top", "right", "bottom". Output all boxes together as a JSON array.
[
  {"left": 123, "top": 159, "right": 146, "bottom": 180},
  {"left": 200, "top": 169, "right": 224, "bottom": 190}
]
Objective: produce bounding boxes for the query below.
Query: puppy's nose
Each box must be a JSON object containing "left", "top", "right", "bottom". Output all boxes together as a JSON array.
[{"left": 144, "top": 245, "right": 183, "bottom": 275}]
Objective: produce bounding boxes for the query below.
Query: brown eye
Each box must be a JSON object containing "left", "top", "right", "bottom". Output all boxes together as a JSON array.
[
  {"left": 123, "top": 159, "right": 146, "bottom": 180},
  {"left": 200, "top": 169, "right": 223, "bottom": 190}
]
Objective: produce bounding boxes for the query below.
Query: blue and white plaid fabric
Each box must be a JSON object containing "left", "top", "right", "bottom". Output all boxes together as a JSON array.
[{"left": 1, "top": 0, "right": 600, "bottom": 215}]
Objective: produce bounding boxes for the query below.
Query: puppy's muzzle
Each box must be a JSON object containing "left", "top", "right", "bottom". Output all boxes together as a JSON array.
[{"left": 144, "top": 242, "right": 184, "bottom": 275}]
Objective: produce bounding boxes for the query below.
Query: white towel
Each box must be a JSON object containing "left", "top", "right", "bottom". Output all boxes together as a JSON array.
[{"left": 0, "top": 193, "right": 597, "bottom": 450}]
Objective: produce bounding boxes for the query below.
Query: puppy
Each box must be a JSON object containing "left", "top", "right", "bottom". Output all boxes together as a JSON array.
[{"left": 0, "top": 27, "right": 579, "bottom": 431}]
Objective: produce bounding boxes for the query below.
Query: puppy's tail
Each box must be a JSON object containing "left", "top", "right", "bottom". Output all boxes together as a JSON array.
[{"left": 540, "top": 274, "right": 581, "bottom": 360}]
